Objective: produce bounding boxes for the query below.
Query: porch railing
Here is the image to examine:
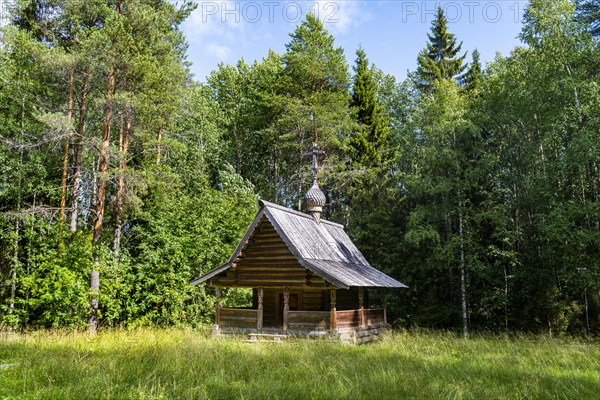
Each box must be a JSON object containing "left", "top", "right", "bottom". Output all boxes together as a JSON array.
[
  {"left": 336, "top": 308, "right": 386, "bottom": 328},
  {"left": 217, "top": 307, "right": 386, "bottom": 330},
  {"left": 288, "top": 310, "right": 330, "bottom": 331},
  {"left": 220, "top": 308, "right": 257, "bottom": 329}
]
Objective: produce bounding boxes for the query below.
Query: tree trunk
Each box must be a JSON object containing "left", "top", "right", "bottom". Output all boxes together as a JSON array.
[
  {"left": 458, "top": 204, "right": 468, "bottom": 338},
  {"left": 59, "top": 68, "right": 75, "bottom": 233},
  {"left": 156, "top": 126, "right": 163, "bottom": 164},
  {"left": 90, "top": 67, "right": 116, "bottom": 334},
  {"left": 113, "top": 111, "right": 131, "bottom": 259},
  {"left": 8, "top": 217, "right": 20, "bottom": 315},
  {"left": 69, "top": 76, "right": 89, "bottom": 232},
  {"left": 504, "top": 264, "right": 509, "bottom": 330},
  {"left": 9, "top": 143, "right": 24, "bottom": 316}
]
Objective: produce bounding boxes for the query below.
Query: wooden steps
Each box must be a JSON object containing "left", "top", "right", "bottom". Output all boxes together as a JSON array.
[
  {"left": 213, "top": 323, "right": 390, "bottom": 345},
  {"left": 246, "top": 333, "right": 288, "bottom": 343}
]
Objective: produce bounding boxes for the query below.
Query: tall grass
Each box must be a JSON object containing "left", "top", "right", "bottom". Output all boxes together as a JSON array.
[{"left": 1, "top": 329, "right": 599, "bottom": 399}]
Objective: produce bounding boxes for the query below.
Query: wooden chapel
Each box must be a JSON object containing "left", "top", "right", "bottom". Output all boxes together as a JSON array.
[{"left": 191, "top": 144, "right": 407, "bottom": 343}]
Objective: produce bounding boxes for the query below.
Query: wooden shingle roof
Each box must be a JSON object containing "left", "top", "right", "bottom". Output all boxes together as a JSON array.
[{"left": 191, "top": 200, "right": 407, "bottom": 290}]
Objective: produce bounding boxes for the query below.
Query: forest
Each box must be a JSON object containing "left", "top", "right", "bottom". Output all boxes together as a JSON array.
[{"left": 0, "top": 0, "right": 599, "bottom": 337}]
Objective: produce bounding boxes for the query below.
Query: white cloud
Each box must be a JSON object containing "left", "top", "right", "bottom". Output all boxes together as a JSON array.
[
  {"left": 206, "top": 43, "right": 233, "bottom": 61},
  {"left": 182, "top": 0, "right": 245, "bottom": 43},
  {"left": 313, "top": 1, "right": 371, "bottom": 34}
]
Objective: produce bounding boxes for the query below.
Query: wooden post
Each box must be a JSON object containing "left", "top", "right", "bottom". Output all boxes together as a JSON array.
[
  {"left": 215, "top": 287, "right": 221, "bottom": 326},
  {"left": 257, "top": 288, "right": 264, "bottom": 331},
  {"left": 358, "top": 287, "right": 365, "bottom": 327},
  {"left": 330, "top": 289, "right": 337, "bottom": 330},
  {"left": 283, "top": 288, "right": 289, "bottom": 332},
  {"left": 382, "top": 289, "right": 387, "bottom": 324}
]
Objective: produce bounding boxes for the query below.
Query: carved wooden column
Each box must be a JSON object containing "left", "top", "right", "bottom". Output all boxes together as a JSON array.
[
  {"left": 257, "top": 288, "right": 264, "bottom": 331},
  {"left": 330, "top": 289, "right": 337, "bottom": 330},
  {"left": 358, "top": 287, "right": 365, "bottom": 327},
  {"left": 215, "top": 287, "right": 221, "bottom": 326},
  {"left": 283, "top": 288, "right": 289, "bottom": 332}
]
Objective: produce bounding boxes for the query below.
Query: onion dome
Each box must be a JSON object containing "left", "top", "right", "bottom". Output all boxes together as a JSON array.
[{"left": 304, "top": 179, "right": 326, "bottom": 222}]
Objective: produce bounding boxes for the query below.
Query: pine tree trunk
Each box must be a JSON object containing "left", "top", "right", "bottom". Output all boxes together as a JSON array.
[
  {"left": 90, "top": 67, "right": 116, "bottom": 334},
  {"left": 70, "top": 76, "right": 88, "bottom": 232},
  {"left": 59, "top": 68, "right": 75, "bottom": 233},
  {"left": 113, "top": 111, "right": 131, "bottom": 259}
]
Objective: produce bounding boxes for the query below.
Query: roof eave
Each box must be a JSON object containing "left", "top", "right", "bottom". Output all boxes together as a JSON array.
[{"left": 190, "top": 262, "right": 231, "bottom": 286}]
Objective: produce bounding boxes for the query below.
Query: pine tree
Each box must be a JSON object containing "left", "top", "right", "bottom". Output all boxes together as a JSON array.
[
  {"left": 283, "top": 12, "right": 348, "bottom": 96},
  {"left": 416, "top": 7, "right": 467, "bottom": 93},
  {"left": 268, "top": 13, "right": 351, "bottom": 209},
  {"left": 349, "top": 48, "right": 389, "bottom": 167}
]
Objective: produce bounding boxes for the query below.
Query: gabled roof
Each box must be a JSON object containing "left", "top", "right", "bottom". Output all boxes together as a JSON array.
[{"left": 191, "top": 200, "right": 407, "bottom": 289}]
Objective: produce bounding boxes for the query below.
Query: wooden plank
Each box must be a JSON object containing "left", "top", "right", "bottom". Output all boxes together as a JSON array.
[
  {"left": 237, "top": 259, "right": 302, "bottom": 265},
  {"left": 283, "top": 288, "right": 289, "bottom": 332},
  {"left": 237, "top": 270, "right": 307, "bottom": 277},
  {"left": 210, "top": 282, "right": 324, "bottom": 289},
  {"left": 237, "top": 277, "right": 308, "bottom": 283},
  {"left": 257, "top": 288, "right": 263, "bottom": 330},
  {"left": 359, "top": 288, "right": 365, "bottom": 327},
  {"left": 221, "top": 308, "right": 257, "bottom": 313},
  {"left": 237, "top": 267, "right": 306, "bottom": 273},
  {"left": 215, "top": 287, "right": 221, "bottom": 326},
  {"left": 220, "top": 308, "right": 258, "bottom": 328},
  {"left": 250, "top": 235, "right": 281, "bottom": 241},
  {"left": 242, "top": 248, "right": 294, "bottom": 256},
  {"left": 330, "top": 290, "right": 337, "bottom": 330},
  {"left": 237, "top": 271, "right": 307, "bottom": 278},
  {"left": 364, "top": 308, "right": 385, "bottom": 325},
  {"left": 288, "top": 310, "right": 330, "bottom": 324},
  {"left": 233, "top": 277, "right": 306, "bottom": 283},
  {"left": 335, "top": 309, "right": 361, "bottom": 328},
  {"left": 241, "top": 255, "right": 297, "bottom": 262},
  {"left": 249, "top": 239, "right": 288, "bottom": 246}
]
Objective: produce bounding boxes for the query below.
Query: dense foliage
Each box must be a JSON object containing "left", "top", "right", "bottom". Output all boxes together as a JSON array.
[{"left": 0, "top": 0, "right": 598, "bottom": 336}]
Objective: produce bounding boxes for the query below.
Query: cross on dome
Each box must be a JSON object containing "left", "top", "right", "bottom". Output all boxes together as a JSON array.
[{"left": 302, "top": 143, "right": 326, "bottom": 223}]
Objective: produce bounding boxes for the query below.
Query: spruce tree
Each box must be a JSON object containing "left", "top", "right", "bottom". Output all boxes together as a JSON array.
[
  {"left": 349, "top": 48, "right": 389, "bottom": 167},
  {"left": 416, "top": 7, "right": 467, "bottom": 93},
  {"left": 575, "top": 0, "right": 600, "bottom": 36},
  {"left": 463, "top": 49, "right": 482, "bottom": 93}
]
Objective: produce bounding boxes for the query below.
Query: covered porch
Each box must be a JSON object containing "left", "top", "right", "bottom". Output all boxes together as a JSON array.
[{"left": 213, "top": 286, "right": 389, "bottom": 340}]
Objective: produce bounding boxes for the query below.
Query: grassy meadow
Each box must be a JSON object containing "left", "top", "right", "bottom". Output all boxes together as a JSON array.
[{"left": 0, "top": 328, "right": 599, "bottom": 399}]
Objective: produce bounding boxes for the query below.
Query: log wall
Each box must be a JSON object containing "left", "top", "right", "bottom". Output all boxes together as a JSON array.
[{"left": 211, "top": 217, "right": 328, "bottom": 289}]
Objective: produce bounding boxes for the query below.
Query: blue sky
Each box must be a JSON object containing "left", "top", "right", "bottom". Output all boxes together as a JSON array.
[{"left": 180, "top": 1, "right": 528, "bottom": 82}]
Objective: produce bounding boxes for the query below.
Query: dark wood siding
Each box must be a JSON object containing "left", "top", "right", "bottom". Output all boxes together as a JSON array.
[
  {"left": 302, "top": 290, "right": 324, "bottom": 311},
  {"left": 263, "top": 289, "right": 277, "bottom": 327},
  {"left": 336, "top": 288, "right": 358, "bottom": 310}
]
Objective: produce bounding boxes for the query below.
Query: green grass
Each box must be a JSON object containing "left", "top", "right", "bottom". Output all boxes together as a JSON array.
[{"left": 1, "top": 329, "right": 599, "bottom": 399}]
